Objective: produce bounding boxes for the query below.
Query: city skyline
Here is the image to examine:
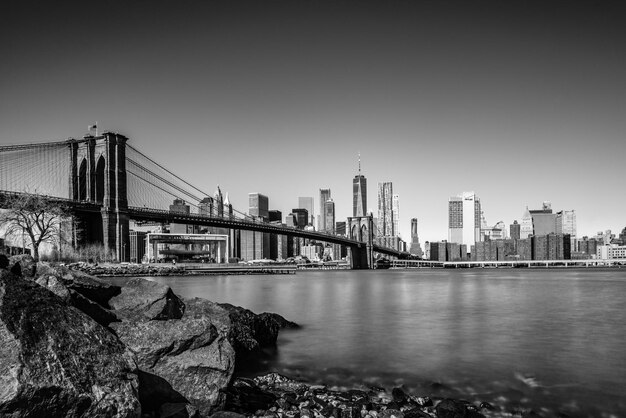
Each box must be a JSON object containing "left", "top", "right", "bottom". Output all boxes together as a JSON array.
[{"left": 1, "top": 1, "right": 625, "bottom": 242}]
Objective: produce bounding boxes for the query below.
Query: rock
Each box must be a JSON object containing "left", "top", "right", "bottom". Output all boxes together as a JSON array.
[
  {"left": 210, "top": 412, "right": 248, "bottom": 418},
  {"left": 110, "top": 277, "right": 185, "bottom": 321},
  {"left": 435, "top": 398, "right": 485, "bottom": 418},
  {"left": 37, "top": 262, "right": 122, "bottom": 307},
  {"left": 160, "top": 402, "right": 201, "bottom": 418},
  {"left": 35, "top": 272, "right": 119, "bottom": 328},
  {"left": 224, "top": 378, "right": 278, "bottom": 414},
  {"left": 218, "top": 303, "right": 298, "bottom": 354},
  {"left": 111, "top": 298, "right": 235, "bottom": 416},
  {"left": 0, "top": 269, "right": 141, "bottom": 417},
  {"left": 391, "top": 387, "right": 407, "bottom": 404},
  {"left": 8, "top": 254, "right": 36, "bottom": 278},
  {"left": 0, "top": 252, "right": 9, "bottom": 269},
  {"left": 379, "top": 410, "right": 404, "bottom": 418}
]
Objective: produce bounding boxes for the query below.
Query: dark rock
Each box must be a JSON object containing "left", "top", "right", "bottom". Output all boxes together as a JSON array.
[
  {"left": 35, "top": 272, "right": 119, "bottom": 327},
  {"left": 160, "top": 402, "right": 201, "bottom": 418},
  {"left": 224, "top": 379, "right": 277, "bottom": 414},
  {"left": 479, "top": 402, "right": 494, "bottom": 410},
  {"left": 435, "top": 399, "right": 469, "bottom": 418},
  {"left": 110, "top": 277, "right": 185, "bottom": 321},
  {"left": 391, "top": 387, "right": 407, "bottom": 404},
  {"left": 8, "top": 254, "right": 36, "bottom": 277},
  {"left": 0, "top": 252, "right": 9, "bottom": 269},
  {"left": 218, "top": 303, "right": 298, "bottom": 353},
  {"left": 210, "top": 412, "right": 248, "bottom": 418},
  {"left": 380, "top": 409, "right": 404, "bottom": 418},
  {"left": 0, "top": 269, "right": 140, "bottom": 417},
  {"left": 254, "top": 373, "right": 309, "bottom": 395},
  {"left": 111, "top": 298, "right": 235, "bottom": 416},
  {"left": 402, "top": 408, "right": 432, "bottom": 418},
  {"left": 38, "top": 263, "right": 122, "bottom": 307},
  {"left": 415, "top": 397, "right": 432, "bottom": 407}
]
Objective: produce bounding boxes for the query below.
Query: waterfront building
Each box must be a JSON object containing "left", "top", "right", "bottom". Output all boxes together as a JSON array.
[
  {"left": 530, "top": 202, "right": 557, "bottom": 235},
  {"left": 240, "top": 193, "right": 270, "bottom": 261},
  {"left": 298, "top": 197, "right": 314, "bottom": 226},
  {"left": 324, "top": 199, "right": 335, "bottom": 235},
  {"left": 448, "top": 191, "right": 482, "bottom": 247},
  {"left": 532, "top": 235, "right": 548, "bottom": 260},
  {"left": 446, "top": 242, "right": 462, "bottom": 261},
  {"left": 597, "top": 244, "right": 626, "bottom": 259},
  {"left": 510, "top": 220, "right": 521, "bottom": 240},
  {"left": 424, "top": 241, "right": 430, "bottom": 260},
  {"left": 336, "top": 221, "right": 346, "bottom": 236},
  {"left": 482, "top": 220, "right": 507, "bottom": 241},
  {"left": 318, "top": 189, "right": 331, "bottom": 232},
  {"left": 520, "top": 207, "right": 533, "bottom": 239},
  {"left": 129, "top": 230, "right": 146, "bottom": 263},
  {"left": 430, "top": 241, "right": 447, "bottom": 262},
  {"left": 353, "top": 155, "right": 367, "bottom": 217},
  {"left": 409, "top": 218, "right": 423, "bottom": 258},
  {"left": 556, "top": 210, "right": 576, "bottom": 250},
  {"left": 377, "top": 182, "right": 394, "bottom": 237}
]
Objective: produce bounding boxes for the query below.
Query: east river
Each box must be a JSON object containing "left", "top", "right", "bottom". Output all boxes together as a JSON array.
[{"left": 149, "top": 269, "right": 626, "bottom": 417}]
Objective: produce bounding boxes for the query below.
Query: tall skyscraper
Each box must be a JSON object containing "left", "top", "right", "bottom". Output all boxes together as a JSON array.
[
  {"left": 448, "top": 191, "right": 482, "bottom": 247},
  {"left": 241, "top": 193, "right": 269, "bottom": 261},
  {"left": 353, "top": 154, "right": 367, "bottom": 217},
  {"left": 530, "top": 202, "right": 557, "bottom": 235},
  {"left": 409, "top": 218, "right": 423, "bottom": 257},
  {"left": 298, "top": 197, "right": 314, "bottom": 226},
  {"left": 377, "top": 182, "right": 394, "bottom": 237},
  {"left": 392, "top": 194, "right": 399, "bottom": 238},
  {"left": 324, "top": 199, "right": 335, "bottom": 234},
  {"left": 319, "top": 188, "right": 331, "bottom": 232}
]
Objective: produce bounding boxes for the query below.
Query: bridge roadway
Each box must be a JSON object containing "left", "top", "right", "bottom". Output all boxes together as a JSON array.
[{"left": 0, "top": 191, "right": 407, "bottom": 258}]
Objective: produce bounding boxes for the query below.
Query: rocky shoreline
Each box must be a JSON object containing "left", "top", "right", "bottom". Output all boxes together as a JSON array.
[{"left": 1, "top": 254, "right": 545, "bottom": 418}]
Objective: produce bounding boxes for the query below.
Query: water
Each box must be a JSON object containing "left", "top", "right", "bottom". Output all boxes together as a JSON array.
[{"left": 148, "top": 269, "right": 626, "bottom": 416}]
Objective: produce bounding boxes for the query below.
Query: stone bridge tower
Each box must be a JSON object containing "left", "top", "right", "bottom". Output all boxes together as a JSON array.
[
  {"left": 347, "top": 214, "right": 374, "bottom": 269},
  {"left": 68, "top": 132, "right": 129, "bottom": 261}
]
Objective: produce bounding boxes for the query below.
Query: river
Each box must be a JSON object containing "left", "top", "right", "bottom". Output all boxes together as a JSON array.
[{"left": 148, "top": 268, "right": 626, "bottom": 417}]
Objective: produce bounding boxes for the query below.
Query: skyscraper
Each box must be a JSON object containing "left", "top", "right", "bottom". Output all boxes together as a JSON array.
[
  {"left": 241, "top": 193, "right": 269, "bottom": 261},
  {"left": 510, "top": 220, "right": 521, "bottom": 240},
  {"left": 392, "top": 194, "right": 399, "bottom": 238},
  {"left": 377, "top": 182, "right": 394, "bottom": 237},
  {"left": 353, "top": 154, "right": 367, "bottom": 217},
  {"left": 319, "top": 188, "right": 331, "bottom": 232},
  {"left": 556, "top": 210, "right": 576, "bottom": 251},
  {"left": 298, "top": 197, "right": 314, "bottom": 226},
  {"left": 324, "top": 199, "right": 336, "bottom": 235},
  {"left": 409, "top": 218, "right": 423, "bottom": 257},
  {"left": 448, "top": 191, "right": 482, "bottom": 247}
]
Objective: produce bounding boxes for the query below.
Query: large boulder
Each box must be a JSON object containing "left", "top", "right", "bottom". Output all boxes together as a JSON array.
[
  {"left": 217, "top": 303, "right": 299, "bottom": 355},
  {"left": 35, "top": 263, "right": 120, "bottom": 327},
  {"left": 109, "top": 277, "right": 185, "bottom": 321},
  {"left": 111, "top": 297, "right": 235, "bottom": 416},
  {"left": 0, "top": 269, "right": 141, "bottom": 417},
  {"left": 8, "top": 254, "right": 36, "bottom": 278}
]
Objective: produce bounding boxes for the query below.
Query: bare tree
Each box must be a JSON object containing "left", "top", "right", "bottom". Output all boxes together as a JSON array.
[{"left": 0, "top": 193, "right": 74, "bottom": 261}]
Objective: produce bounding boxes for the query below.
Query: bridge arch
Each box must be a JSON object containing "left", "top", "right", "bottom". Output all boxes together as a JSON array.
[
  {"left": 95, "top": 155, "right": 105, "bottom": 203},
  {"left": 78, "top": 158, "right": 87, "bottom": 201}
]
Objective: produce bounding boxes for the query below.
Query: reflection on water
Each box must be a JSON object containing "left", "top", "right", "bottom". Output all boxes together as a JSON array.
[{"left": 149, "top": 269, "right": 626, "bottom": 416}]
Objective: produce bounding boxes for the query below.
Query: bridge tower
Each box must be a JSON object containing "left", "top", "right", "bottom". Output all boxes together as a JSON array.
[
  {"left": 68, "top": 132, "right": 129, "bottom": 261},
  {"left": 347, "top": 215, "right": 374, "bottom": 269}
]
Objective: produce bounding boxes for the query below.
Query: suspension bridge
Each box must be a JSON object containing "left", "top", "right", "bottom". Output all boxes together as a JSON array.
[{"left": 0, "top": 132, "right": 409, "bottom": 268}]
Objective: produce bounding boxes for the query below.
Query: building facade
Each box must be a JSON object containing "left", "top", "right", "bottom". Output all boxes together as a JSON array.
[
  {"left": 377, "top": 182, "right": 394, "bottom": 237},
  {"left": 318, "top": 189, "right": 331, "bottom": 232},
  {"left": 298, "top": 197, "right": 314, "bottom": 226},
  {"left": 324, "top": 199, "right": 335, "bottom": 235},
  {"left": 448, "top": 191, "right": 482, "bottom": 247}
]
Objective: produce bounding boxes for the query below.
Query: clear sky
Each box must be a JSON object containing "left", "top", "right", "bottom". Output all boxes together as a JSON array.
[{"left": 1, "top": 0, "right": 625, "bottom": 243}]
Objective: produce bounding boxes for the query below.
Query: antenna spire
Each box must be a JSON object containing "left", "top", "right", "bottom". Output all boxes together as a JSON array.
[{"left": 358, "top": 152, "right": 361, "bottom": 174}]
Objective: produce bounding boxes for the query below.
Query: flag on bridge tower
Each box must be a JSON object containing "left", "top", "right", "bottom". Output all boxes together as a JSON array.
[{"left": 88, "top": 122, "right": 98, "bottom": 136}]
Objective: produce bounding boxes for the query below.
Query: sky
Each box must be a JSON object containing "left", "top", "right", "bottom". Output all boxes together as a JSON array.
[{"left": 1, "top": 0, "right": 625, "bottom": 243}]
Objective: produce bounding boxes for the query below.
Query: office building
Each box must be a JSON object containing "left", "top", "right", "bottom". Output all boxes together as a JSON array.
[
  {"left": 409, "top": 218, "right": 423, "bottom": 258},
  {"left": 377, "top": 182, "right": 394, "bottom": 237},
  {"left": 241, "top": 193, "right": 270, "bottom": 261},
  {"left": 520, "top": 207, "right": 533, "bottom": 239},
  {"left": 430, "top": 241, "right": 447, "bottom": 262},
  {"left": 324, "top": 199, "right": 335, "bottom": 234},
  {"left": 291, "top": 209, "right": 309, "bottom": 230},
  {"left": 556, "top": 210, "right": 576, "bottom": 250},
  {"left": 318, "top": 189, "right": 331, "bottom": 232},
  {"left": 336, "top": 221, "right": 346, "bottom": 236},
  {"left": 298, "top": 197, "right": 314, "bottom": 226},
  {"left": 353, "top": 154, "right": 367, "bottom": 217},
  {"left": 510, "top": 220, "right": 521, "bottom": 240},
  {"left": 530, "top": 201, "right": 557, "bottom": 235},
  {"left": 392, "top": 194, "right": 399, "bottom": 239},
  {"left": 129, "top": 231, "right": 146, "bottom": 263},
  {"left": 448, "top": 191, "right": 482, "bottom": 247}
]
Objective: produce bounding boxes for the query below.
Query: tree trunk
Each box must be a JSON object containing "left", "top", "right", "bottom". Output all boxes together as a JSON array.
[{"left": 33, "top": 245, "right": 39, "bottom": 261}]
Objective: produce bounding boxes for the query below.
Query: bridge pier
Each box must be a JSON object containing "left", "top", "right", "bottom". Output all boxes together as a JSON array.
[
  {"left": 347, "top": 215, "right": 374, "bottom": 269},
  {"left": 71, "top": 132, "right": 129, "bottom": 261}
]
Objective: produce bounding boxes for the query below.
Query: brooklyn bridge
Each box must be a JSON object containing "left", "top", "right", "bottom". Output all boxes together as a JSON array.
[{"left": 0, "top": 132, "right": 409, "bottom": 268}]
